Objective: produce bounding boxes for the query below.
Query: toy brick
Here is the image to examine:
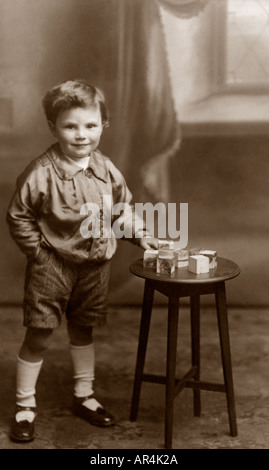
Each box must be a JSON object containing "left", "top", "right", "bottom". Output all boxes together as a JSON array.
[
  {"left": 177, "top": 259, "right": 189, "bottom": 268},
  {"left": 189, "top": 247, "right": 203, "bottom": 256},
  {"left": 188, "top": 255, "right": 209, "bottom": 274},
  {"left": 158, "top": 240, "right": 174, "bottom": 250},
  {"left": 143, "top": 249, "right": 159, "bottom": 269},
  {"left": 174, "top": 249, "right": 189, "bottom": 268},
  {"left": 157, "top": 250, "right": 175, "bottom": 274},
  {"left": 200, "top": 250, "right": 217, "bottom": 269}
]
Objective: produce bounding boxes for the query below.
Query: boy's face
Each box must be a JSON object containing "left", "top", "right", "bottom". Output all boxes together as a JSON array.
[{"left": 49, "top": 106, "right": 103, "bottom": 160}]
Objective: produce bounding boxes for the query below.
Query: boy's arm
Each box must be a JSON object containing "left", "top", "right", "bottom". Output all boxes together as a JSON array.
[
  {"left": 139, "top": 237, "right": 159, "bottom": 250},
  {"left": 107, "top": 159, "right": 157, "bottom": 247},
  {"left": 6, "top": 166, "right": 44, "bottom": 259}
]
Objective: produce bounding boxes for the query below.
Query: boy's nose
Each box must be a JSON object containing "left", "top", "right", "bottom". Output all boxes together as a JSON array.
[{"left": 75, "top": 128, "right": 86, "bottom": 139}]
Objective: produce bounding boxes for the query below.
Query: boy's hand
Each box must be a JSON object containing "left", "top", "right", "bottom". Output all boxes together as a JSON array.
[{"left": 139, "top": 237, "right": 159, "bottom": 251}]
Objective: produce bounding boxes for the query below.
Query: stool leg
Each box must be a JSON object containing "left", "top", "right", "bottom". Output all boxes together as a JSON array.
[
  {"left": 215, "top": 282, "right": 238, "bottom": 437},
  {"left": 190, "top": 294, "right": 201, "bottom": 416},
  {"left": 130, "top": 280, "right": 154, "bottom": 421},
  {"left": 165, "top": 295, "right": 179, "bottom": 449}
]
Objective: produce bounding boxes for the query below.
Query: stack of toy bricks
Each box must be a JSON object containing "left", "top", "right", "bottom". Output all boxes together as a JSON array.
[{"left": 143, "top": 242, "right": 217, "bottom": 275}]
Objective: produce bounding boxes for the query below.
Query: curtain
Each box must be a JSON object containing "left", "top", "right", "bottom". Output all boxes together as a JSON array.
[
  {"left": 112, "top": 0, "right": 181, "bottom": 203},
  {"left": 83, "top": 0, "right": 181, "bottom": 203}
]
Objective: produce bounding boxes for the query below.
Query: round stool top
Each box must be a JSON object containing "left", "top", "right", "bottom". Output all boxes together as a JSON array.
[{"left": 130, "top": 257, "right": 240, "bottom": 285}]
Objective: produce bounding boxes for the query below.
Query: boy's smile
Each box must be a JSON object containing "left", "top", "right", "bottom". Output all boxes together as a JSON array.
[{"left": 49, "top": 106, "right": 104, "bottom": 161}]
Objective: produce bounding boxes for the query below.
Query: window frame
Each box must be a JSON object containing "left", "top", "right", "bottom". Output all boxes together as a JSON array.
[{"left": 213, "top": 0, "right": 269, "bottom": 95}]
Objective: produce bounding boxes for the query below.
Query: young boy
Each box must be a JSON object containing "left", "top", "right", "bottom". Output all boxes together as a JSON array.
[{"left": 6, "top": 79, "right": 158, "bottom": 442}]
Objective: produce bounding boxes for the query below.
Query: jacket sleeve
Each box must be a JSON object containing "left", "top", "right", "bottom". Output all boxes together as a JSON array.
[
  {"left": 6, "top": 160, "right": 47, "bottom": 259},
  {"left": 106, "top": 159, "right": 152, "bottom": 244}
]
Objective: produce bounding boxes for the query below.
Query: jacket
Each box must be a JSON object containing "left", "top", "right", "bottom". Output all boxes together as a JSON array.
[{"left": 6, "top": 143, "right": 149, "bottom": 264}]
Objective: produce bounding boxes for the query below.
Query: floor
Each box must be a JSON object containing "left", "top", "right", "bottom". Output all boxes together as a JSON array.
[{"left": 0, "top": 303, "right": 269, "bottom": 450}]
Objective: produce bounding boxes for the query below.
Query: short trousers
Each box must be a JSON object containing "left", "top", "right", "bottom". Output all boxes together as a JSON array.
[{"left": 23, "top": 246, "right": 111, "bottom": 329}]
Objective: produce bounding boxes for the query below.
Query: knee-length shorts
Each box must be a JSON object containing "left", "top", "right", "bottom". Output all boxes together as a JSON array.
[{"left": 23, "top": 246, "right": 111, "bottom": 329}]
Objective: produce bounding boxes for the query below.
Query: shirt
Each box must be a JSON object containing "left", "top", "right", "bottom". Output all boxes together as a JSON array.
[{"left": 6, "top": 143, "right": 149, "bottom": 264}]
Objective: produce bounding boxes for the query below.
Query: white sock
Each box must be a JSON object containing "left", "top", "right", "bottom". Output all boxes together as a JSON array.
[
  {"left": 69, "top": 343, "right": 103, "bottom": 411},
  {"left": 15, "top": 356, "right": 43, "bottom": 422}
]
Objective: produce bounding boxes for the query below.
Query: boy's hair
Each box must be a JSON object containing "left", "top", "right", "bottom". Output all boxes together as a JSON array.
[{"left": 42, "top": 79, "right": 110, "bottom": 126}]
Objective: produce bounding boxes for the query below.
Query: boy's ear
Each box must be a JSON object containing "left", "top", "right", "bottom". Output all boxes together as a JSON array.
[{"left": 48, "top": 121, "right": 57, "bottom": 136}]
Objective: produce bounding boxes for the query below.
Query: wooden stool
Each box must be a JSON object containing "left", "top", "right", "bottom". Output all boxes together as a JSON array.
[{"left": 129, "top": 257, "right": 240, "bottom": 449}]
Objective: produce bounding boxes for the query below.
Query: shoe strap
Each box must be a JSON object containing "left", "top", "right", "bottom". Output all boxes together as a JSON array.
[
  {"left": 75, "top": 394, "right": 95, "bottom": 404},
  {"left": 15, "top": 405, "right": 36, "bottom": 413}
]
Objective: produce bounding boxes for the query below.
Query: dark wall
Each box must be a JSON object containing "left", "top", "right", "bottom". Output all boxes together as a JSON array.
[
  {"left": 0, "top": 1, "right": 268, "bottom": 308},
  {"left": 168, "top": 133, "right": 269, "bottom": 307},
  {"left": 109, "top": 131, "right": 269, "bottom": 308},
  {"left": 2, "top": 132, "right": 268, "bottom": 308}
]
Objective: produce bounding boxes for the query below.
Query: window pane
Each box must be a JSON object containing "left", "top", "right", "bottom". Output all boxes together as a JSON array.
[{"left": 226, "top": 0, "right": 269, "bottom": 85}]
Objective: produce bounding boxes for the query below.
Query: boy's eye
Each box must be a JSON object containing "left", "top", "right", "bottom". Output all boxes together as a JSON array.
[{"left": 63, "top": 124, "right": 97, "bottom": 129}]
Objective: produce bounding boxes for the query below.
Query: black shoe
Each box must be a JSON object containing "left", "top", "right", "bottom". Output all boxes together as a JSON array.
[
  {"left": 9, "top": 405, "right": 36, "bottom": 443},
  {"left": 73, "top": 395, "right": 115, "bottom": 427}
]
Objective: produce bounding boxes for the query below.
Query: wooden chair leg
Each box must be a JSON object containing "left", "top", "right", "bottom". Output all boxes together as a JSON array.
[
  {"left": 130, "top": 280, "right": 154, "bottom": 421},
  {"left": 215, "top": 282, "right": 238, "bottom": 436},
  {"left": 190, "top": 294, "right": 201, "bottom": 416},
  {"left": 165, "top": 295, "right": 179, "bottom": 449}
]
